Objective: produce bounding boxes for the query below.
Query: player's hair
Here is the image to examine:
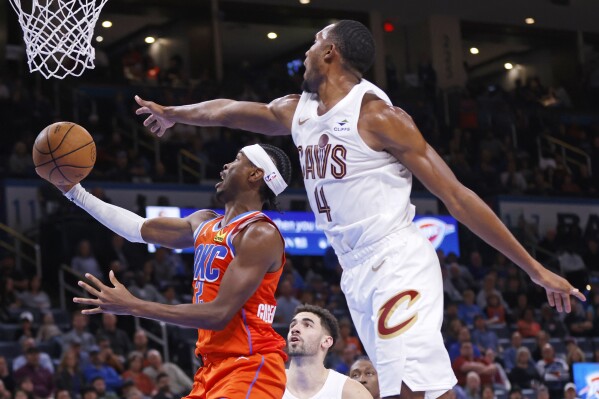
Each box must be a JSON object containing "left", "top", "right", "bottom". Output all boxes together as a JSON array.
[
  {"left": 329, "top": 20, "right": 375, "bottom": 75},
  {"left": 294, "top": 304, "right": 340, "bottom": 346},
  {"left": 257, "top": 144, "right": 292, "bottom": 212}
]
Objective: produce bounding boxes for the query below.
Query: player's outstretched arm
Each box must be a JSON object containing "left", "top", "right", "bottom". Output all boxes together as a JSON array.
[
  {"left": 134, "top": 94, "right": 299, "bottom": 137},
  {"left": 74, "top": 221, "right": 284, "bottom": 330},
  {"left": 56, "top": 183, "right": 213, "bottom": 249},
  {"left": 343, "top": 379, "right": 374, "bottom": 399},
  {"left": 359, "top": 99, "right": 585, "bottom": 313}
]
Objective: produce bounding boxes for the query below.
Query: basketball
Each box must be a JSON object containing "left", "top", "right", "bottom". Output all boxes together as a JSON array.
[{"left": 32, "top": 122, "right": 96, "bottom": 185}]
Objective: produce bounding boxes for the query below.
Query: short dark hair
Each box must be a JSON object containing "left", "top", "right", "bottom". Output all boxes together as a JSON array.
[
  {"left": 329, "top": 20, "right": 375, "bottom": 75},
  {"left": 256, "top": 144, "right": 292, "bottom": 212},
  {"left": 294, "top": 304, "right": 340, "bottom": 346}
]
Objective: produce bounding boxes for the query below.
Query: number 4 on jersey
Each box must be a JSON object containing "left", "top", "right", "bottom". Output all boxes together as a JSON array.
[{"left": 314, "top": 187, "right": 332, "bottom": 222}]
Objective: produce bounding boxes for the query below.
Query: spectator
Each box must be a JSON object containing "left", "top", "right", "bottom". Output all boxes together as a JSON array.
[
  {"left": 566, "top": 346, "right": 585, "bottom": 382},
  {"left": 503, "top": 332, "right": 531, "bottom": 373},
  {"left": 274, "top": 279, "right": 300, "bottom": 325},
  {"left": 464, "top": 371, "right": 482, "bottom": 399},
  {"left": 349, "top": 357, "right": 380, "bottom": 399},
  {"left": 122, "top": 352, "right": 155, "bottom": 397},
  {"left": 557, "top": 249, "right": 588, "bottom": 291},
  {"left": 508, "top": 346, "right": 542, "bottom": 389},
  {"left": 536, "top": 385, "right": 550, "bottom": 399},
  {"left": 563, "top": 382, "right": 581, "bottom": 399},
  {"left": 458, "top": 289, "right": 484, "bottom": 327},
  {"left": 338, "top": 317, "right": 362, "bottom": 355},
  {"left": 83, "top": 346, "right": 123, "bottom": 393},
  {"left": 13, "top": 347, "right": 54, "bottom": 398},
  {"left": 536, "top": 343, "right": 569, "bottom": 398},
  {"left": 13, "top": 338, "right": 54, "bottom": 374},
  {"left": 81, "top": 386, "right": 99, "bottom": 399},
  {"left": 62, "top": 312, "right": 97, "bottom": 355},
  {"left": 91, "top": 376, "right": 119, "bottom": 399},
  {"left": 142, "top": 349, "right": 192, "bottom": 397},
  {"left": 131, "top": 330, "right": 151, "bottom": 364},
  {"left": 54, "top": 349, "right": 85, "bottom": 399},
  {"left": 153, "top": 372, "right": 176, "bottom": 399},
  {"left": 452, "top": 342, "right": 496, "bottom": 387},
  {"left": 36, "top": 311, "right": 62, "bottom": 345},
  {"left": 481, "top": 385, "right": 495, "bottom": 399},
  {"left": 508, "top": 386, "right": 524, "bottom": 399},
  {"left": 55, "top": 389, "right": 72, "bottom": 399},
  {"left": 539, "top": 303, "right": 567, "bottom": 339},
  {"left": 0, "top": 356, "right": 14, "bottom": 392},
  {"left": 95, "top": 314, "right": 132, "bottom": 360},
  {"left": 449, "top": 327, "right": 482, "bottom": 362},
  {"left": 19, "top": 275, "right": 51, "bottom": 310},
  {"left": 467, "top": 251, "right": 488, "bottom": 281},
  {"left": 517, "top": 307, "right": 541, "bottom": 338},
  {"left": 471, "top": 315, "right": 499, "bottom": 353},
  {"left": 71, "top": 239, "right": 102, "bottom": 277},
  {"left": 16, "top": 311, "right": 36, "bottom": 344},
  {"left": 564, "top": 301, "right": 593, "bottom": 337},
  {"left": 0, "top": 380, "right": 10, "bottom": 399},
  {"left": 8, "top": 141, "right": 34, "bottom": 177},
  {"left": 483, "top": 293, "right": 507, "bottom": 326},
  {"left": 531, "top": 330, "right": 551, "bottom": 362},
  {"left": 476, "top": 273, "right": 507, "bottom": 310},
  {"left": 483, "top": 348, "right": 510, "bottom": 391},
  {"left": 129, "top": 272, "right": 164, "bottom": 303}
]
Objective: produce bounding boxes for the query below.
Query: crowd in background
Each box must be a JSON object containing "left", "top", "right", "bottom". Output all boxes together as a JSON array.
[{"left": 0, "top": 39, "right": 599, "bottom": 399}]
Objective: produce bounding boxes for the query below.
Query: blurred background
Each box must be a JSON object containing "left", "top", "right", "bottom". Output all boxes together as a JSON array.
[{"left": 1, "top": 0, "right": 599, "bottom": 398}]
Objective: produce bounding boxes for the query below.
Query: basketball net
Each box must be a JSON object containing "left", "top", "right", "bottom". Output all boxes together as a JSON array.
[{"left": 8, "top": 0, "right": 108, "bottom": 79}]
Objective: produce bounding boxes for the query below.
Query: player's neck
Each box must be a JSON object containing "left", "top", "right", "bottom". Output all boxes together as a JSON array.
[
  {"left": 288, "top": 358, "right": 329, "bottom": 394},
  {"left": 316, "top": 73, "right": 360, "bottom": 115},
  {"left": 222, "top": 197, "right": 263, "bottom": 226}
]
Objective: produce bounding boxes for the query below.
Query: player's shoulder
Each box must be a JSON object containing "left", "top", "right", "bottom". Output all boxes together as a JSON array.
[
  {"left": 185, "top": 209, "right": 219, "bottom": 229},
  {"left": 342, "top": 377, "right": 373, "bottom": 399},
  {"left": 360, "top": 94, "right": 415, "bottom": 130},
  {"left": 270, "top": 94, "right": 301, "bottom": 112}
]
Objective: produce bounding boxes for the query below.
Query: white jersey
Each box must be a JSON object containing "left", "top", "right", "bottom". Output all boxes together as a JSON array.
[
  {"left": 291, "top": 79, "right": 415, "bottom": 255},
  {"left": 283, "top": 369, "right": 347, "bottom": 399}
]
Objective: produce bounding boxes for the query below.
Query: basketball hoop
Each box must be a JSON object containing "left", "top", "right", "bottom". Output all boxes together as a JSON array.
[{"left": 8, "top": 0, "right": 108, "bottom": 79}]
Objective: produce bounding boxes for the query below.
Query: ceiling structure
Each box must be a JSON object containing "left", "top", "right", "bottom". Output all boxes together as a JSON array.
[{"left": 6, "top": 0, "right": 598, "bottom": 74}]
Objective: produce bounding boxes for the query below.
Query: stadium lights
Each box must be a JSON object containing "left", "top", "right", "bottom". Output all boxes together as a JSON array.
[
  {"left": 96, "top": 36, "right": 103, "bottom": 43},
  {"left": 470, "top": 47, "right": 479, "bottom": 55},
  {"left": 101, "top": 20, "right": 112, "bottom": 28},
  {"left": 267, "top": 32, "right": 278, "bottom": 39},
  {"left": 525, "top": 17, "right": 535, "bottom": 25},
  {"left": 145, "top": 36, "right": 156, "bottom": 44},
  {"left": 299, "top": 0, "right": 310, "bottom": 4},
  {"left": 504, "top": 63, "right": 514, "bottom": 70}
]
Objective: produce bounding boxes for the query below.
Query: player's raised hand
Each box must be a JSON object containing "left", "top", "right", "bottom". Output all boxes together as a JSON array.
[
  {"left": 530, "top": 266, "right": 586, "bottom": 313},
  {"left": 135, "top": 95, "right": 175, "bottom": 137},
  {"left": 73, "top": 270, "right": 141, "bottom": 315}
]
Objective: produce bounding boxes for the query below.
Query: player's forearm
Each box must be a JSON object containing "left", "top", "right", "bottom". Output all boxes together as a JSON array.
[
  {"left": 445, "top": 188, "right": 543, "bottom": 277},
  {"left": 164, "top": 99, "right": 237, "bottom": 128},
  {"left": 130, "top": 300, "right": 228, "bottom": 330}
]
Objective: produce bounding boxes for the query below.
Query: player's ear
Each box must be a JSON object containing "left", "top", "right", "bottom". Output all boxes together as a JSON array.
[
  {"left": 322, "top": 335, "right": 334, "bottom": 350},
  {"left": 324, "top": 44, "right": 335, "bottom": 61},
  {"left": 248, "top": 167, "right": 264, "bottom": 183}
]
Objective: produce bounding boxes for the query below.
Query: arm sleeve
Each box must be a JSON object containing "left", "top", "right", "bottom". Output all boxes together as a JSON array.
[{"left": 64, "top": 184, "right": 146, "bottom": 243}]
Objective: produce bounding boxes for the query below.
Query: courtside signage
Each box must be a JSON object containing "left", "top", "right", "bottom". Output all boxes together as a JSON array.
[{"left": 146, "top": 206, "right": 460, "bottom": 256}]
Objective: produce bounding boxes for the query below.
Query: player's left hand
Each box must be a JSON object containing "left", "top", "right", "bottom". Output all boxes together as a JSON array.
[
  {"left": 530, "top": 267, "right": 586, "bottom": 313},
  {"left": 73, "top": 270, "right": 140, "bottom": 315}
]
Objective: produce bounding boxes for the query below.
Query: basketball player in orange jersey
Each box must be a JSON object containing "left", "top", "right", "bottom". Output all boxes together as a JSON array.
[
  {"left": 49, "top": 144, "right": 292, "bottom": 399},
  {"left": 135, "top": 20, "right": 585, "bottom": 399}
]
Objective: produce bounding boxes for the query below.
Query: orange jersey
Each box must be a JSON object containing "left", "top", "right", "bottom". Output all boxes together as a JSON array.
[{"left": 192, "top": 211, "right": 287, "bottom": 360}]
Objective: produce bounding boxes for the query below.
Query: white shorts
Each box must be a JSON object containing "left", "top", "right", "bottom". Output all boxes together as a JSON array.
[{"left": 338, "top": 224, "right": 457, "bottom": 398}]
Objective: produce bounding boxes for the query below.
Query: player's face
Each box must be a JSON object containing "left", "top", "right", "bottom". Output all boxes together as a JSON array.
[
  {"left": 302, "top": 25, "right": 334, "bottom": 93},
  {"left": 350, "top": 359, "right": 380, "bottom": 399},
  {"left": 215, "top": 151, "right": 253, "bottom": 203},
  {"left": 287, "top": 312, "right": 329, "bottom": 357}
]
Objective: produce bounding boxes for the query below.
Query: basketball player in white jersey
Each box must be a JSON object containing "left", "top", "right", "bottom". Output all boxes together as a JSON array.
[
  {"left": 135, "top": 20, "right": 585, "bottom": 399},
  {"left": 284, "top": 304, "right": 372, "bottom": 399}
]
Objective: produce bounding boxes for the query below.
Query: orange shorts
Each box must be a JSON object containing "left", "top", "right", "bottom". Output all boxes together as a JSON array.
[{"left": 183, "top": 352, "right": 286, "bottom": 399}]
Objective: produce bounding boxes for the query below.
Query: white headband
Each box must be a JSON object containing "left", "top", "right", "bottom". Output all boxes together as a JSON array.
[{"left": 242, "top": 144, "right": 288, "bottom": 196}]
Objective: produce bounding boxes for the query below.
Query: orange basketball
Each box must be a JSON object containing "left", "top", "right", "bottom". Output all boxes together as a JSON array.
[{"left": 32, "top": 122, "right": 96, "bottom": 185}]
